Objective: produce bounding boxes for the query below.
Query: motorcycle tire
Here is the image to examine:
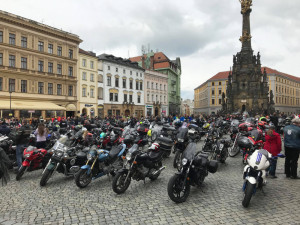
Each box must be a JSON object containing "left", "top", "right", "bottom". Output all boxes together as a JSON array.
[
  {"left": 173, "top": 151, "right": 182, "bottom": 169},
  {"left": 16, "top": 166, "right": 26, "bottom": 181},
  {"left": 75, "top": 169, "right": 92, "bottom": 188},
  {"left": 112, "top": 171, "right": 131, "bottom": 194},
  {"left": 167, "top": 174, "right": 190, "bottom": 203},
  {"left": 228, "top": 145, "right": 240, "bottom": 157},
  {"left": 242, "top": 181, "right": 255, "bottom": 208},
  {"left": 40, "top": 169, "right": 54, "bottom": 187}
]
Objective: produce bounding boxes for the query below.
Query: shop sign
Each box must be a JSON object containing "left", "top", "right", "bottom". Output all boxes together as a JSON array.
[
  {"left": 98, "top": 105, "right": 104, "bottom": 109},
  {"left": 241, "top": 100, "right": 247, "bottom": 103},
  {"left": 85, "top": 104, "right": 93, "bottom": 107},
  {"left": 28, "top": 110, "right": 35, "bottom": 113},
  {"left": 162, "top": 110, "right": 166, "bottom": 113},
  {"left": 9, "top": 113, "right": 13, "bottom": 116},
  {"left": 146, "top": 105, "right": 153, "bottom": 108}
]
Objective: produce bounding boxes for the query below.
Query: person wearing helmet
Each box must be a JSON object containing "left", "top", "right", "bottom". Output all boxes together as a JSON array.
[
  {"left": 259, "top": 116, "right": 267, "bottom": 122},
  {"left": 264, "top": 125, "right": 281, "bottom": 178}
]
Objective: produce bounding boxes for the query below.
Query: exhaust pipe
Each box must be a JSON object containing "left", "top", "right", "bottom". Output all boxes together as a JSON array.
[{"left": 152, "top": 166, "right": 166, "bottom": 176}]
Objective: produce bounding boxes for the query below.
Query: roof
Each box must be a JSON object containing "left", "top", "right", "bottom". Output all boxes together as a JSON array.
[
  {"left": 79, "top": 48, "right": 96, "bottom": 57},
  {"left": 194, "top": 67, "right": 300, "bottom": 90},
  {"left": 98, "top": 53, "right": 144, "bottom": 71}
]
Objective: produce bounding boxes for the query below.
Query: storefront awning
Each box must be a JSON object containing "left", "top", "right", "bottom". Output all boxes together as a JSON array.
[
  {"left": 0, "top": 100, "right": 66, "bottom": 110},
  {"left": 66, "top": 104, "right": 76, "bottom": 111}
]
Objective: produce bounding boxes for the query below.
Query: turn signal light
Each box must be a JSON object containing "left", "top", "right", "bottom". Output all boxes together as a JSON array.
[
  {"left": 133, "top": 161, "right": 137, "bottom": 164},
  {"left": 187, "top": 177, "right": 190, "bottom": 180},
  {"left": 122, "top": 156, "right": 126, "bottom": 159}
]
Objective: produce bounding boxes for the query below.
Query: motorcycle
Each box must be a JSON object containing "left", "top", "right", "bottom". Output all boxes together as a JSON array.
[
  {"left": 210, "top": 138, "right": 231, "bottom": 163},
  {"left": 167, "top": 140, "right": 218, "bottom": 203},
  {"left": 173, "top": 125, "right": 189, "bottom": 169},
  {"left": 75, "top": 143, "right": 126, "bottom": 188},
  {"left": 112, "top": 143, "right": 165, "bottom": 194}
]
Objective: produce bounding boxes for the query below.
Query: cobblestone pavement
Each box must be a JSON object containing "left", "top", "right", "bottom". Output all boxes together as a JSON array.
[{"left": 0, "top": 139, "right": 299, "bottom": 225}]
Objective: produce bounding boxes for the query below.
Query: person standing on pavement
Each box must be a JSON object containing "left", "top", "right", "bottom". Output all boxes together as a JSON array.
[
  {"left": 15, "top": 120, "right": 32, "bottom": 169},
  {"left": 34, "top": 123, "right": 48, "bottom": 149},
  {"left": 264, "top": 125, "right": 281, "bottom": 178},
  {"left": 283, "top": 117, "right": 300, "bottom": 179}
]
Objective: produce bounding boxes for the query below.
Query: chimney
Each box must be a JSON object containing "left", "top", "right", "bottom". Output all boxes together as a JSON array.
[
  {"left": 150, "top": 55, "right": 154, "bottom": 70},
  {"left": 142, "top": 55, "right": 145, "bottom": 69}
]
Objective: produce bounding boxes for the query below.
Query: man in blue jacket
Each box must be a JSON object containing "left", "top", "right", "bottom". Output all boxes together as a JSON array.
[{"left": 283, "top": 117, "right": 300, "bottom": 179}]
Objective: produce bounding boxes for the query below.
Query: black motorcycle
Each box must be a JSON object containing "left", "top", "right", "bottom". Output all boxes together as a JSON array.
[
  {"left": 173, "top": 127, "right": 189, "bottom": 169},
  {"left": 112, "top": 143, "right": 165, "bottom": 194},
  {"left": 210, "top": 138, "right": 231, "bottom": 163},
  {"left": 167, "top": 141, "right": 218, "bottom": 203}
]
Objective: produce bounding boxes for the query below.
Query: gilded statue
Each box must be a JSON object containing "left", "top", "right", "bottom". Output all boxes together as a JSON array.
[
  {"left": 239, "top": 30, "right": 252, "bottom": 42},
  {"left": 239, "top": 0, "right": 252, "bottom": 14}
]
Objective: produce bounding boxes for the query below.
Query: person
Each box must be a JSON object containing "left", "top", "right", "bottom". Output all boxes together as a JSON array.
[
  {"left": 34, "top": 123, "right": 48, "bottom": 149},
  {"left": 15, "top": 120, "right": 32, "bottom": 169},
  {"left": 264, "top": 125, "right": 281, "bottom": 178},
  {"left": 283, "top": 117, "right": 300, "bottom": 179},
  {"left": 0, "top": 120, "right": 10, "bottom": 135},
  {"left": 0, "top": 147, "right": 10, "bottom": 185}
]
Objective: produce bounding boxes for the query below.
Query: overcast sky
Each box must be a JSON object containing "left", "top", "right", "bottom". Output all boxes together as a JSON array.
[{"left": 1, "top": 0, "right": 299, "bottom": 99}]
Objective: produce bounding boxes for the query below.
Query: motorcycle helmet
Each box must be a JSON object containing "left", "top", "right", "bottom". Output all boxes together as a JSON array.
[
  {"left": 149, "top": 143, "right": 160, "bottom": 152},
  {"left": 203, "top": 123, "right": 210, "bottom": 129},
  {"left": 100, "top": 132, "right": 106, "bottom": 138},
  {"left": 258, "top": 121, "right": 267, "bottom": 129}
]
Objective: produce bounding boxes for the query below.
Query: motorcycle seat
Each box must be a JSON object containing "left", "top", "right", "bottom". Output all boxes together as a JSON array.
[
  {"left": 109, "top": 145, "right": 122, "bottom": 159},
  {"left": 163, "top": 126, "right": 176, "bottom": 131},
  {"left": 199, "top": 153, "right": 209, "bottom": 159},
  {"left": 156, "top": 137, "right": 173, "bottom": 145},
  {"left": 76, "top": 151, "right": 87, "bottom": 158},
  {"left": 148, "top": 150, "right": 163, "bottom": 161}
]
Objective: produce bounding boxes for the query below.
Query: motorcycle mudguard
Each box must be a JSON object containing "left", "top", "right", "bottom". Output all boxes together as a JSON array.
[
  {"left": 22, "top": 160, "right": 30, "bottom": 167},
  {"left": 246, "top": 176, "right": 256, "bottom": 185},
  {"left": 81, "top": 165, "right": 91, "bottom": 175},
  {"left": 117, "top": 144, "right": 126, "bottom": 157},
  {"left": 117, "top": 168, "right": 129, "bottom": 174},
  {"left": 47, "top": 162, "right": 56, "bottom": 170}
]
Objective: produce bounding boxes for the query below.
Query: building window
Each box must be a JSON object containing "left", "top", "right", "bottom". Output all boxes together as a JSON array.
[
  {"left": 152, "top": 95, "right": 154, "bottom": 102},
  {"left": 130, "top": 71, "right": 132, "bottom": 75},
  {"left": 123, "top": 79, "right": 126, "bottom": 88},
  {"left": 48, "top": 83, "right": 53, "bottom": 95},
  {"left": 219, "top": 99, "right": 221, "bottom": 104},
  {"left": 140, "top": 82, "right": 143, "bottom": 90},
  {"left": 38, "top": 82, "right": 44, "bottom": 94},
  {"left": 48, "top": 62, "right": 53, "bottom": 73},
  {"left": 160, "top": 84, "right": 162, "bottom": 90},
  {"left": 212, "top": 82, "right": 215, "bottom": 86},
  {"left": 107, "top": 76, "right": 111, "bottom": 86},
  {"left": 21, "top": 36, "right": 27, "bottom": 48},
  {"left": 156, "top": 95, "right": 158, "bottom": 101},
  {"left": 38, "top": 60, "right": 44, "bottom": 72},
  {"left": 164, "top": 85, "right": 166, "bottom": 91},
  {"left": 147, "top": 81, "right": 150, "bottom": 89},
  {"left": 82, "top": 72, "right": 87, "bottom": 80},
  {"left": 90, "top": 73, "right": 94, "bottom": 82},
  {"left": 138, "top": 95, "right": 141, "bottom": 103},
  {"left": 147, "top": 94, "right": 149, "bottom": 101},
  {"left": 124, "top": 94, "right": 127, "bottom": 102},
  {"left": 115, "top": 77, "right": 119, "bottom": 87},
  {"left": 140, "top": 73, "right": 142, "bottom": 77},
  {"left": 9, "top": 33, "right": 15, "bottom": 45},
  {"left": 156, "top": 83, "right": 158, "bottom": 90},
  {"left": 151, "top": 82, "right": 154, "bottom": 89},
  {"left": 0, "top": 31, "right": 2, "bottom": 43},
  {"left": 218, "top": 89, "right": 221, "bottom": 95},
  {"left": 21, "top": 57, "right": 27, "bottom": 69},
  {"left": 109, "top": 93, "right": 113, "bottom": 101},
  {"left": 69, "top": 49, "right": 73, "bottom": 59},
  {"left": 123, "top": 69, "right": 125, "bottom": 74},
  {"left": 130, "top": 80, "right": 133, "bottom": 89},
  {"left": 219, "top": 82, "right": 221, "bottom": 85},
  {"left": 212, "top": 99, "right": 215, "bottom": 105},
  {"left": 0, "top": 53, "right": 2, "bottom": 65},
  {"left": 57, "top": 84, "right": 62, "bottom": 95},
  {"left": 82, "top": 59, "right": 86, "bottom": 67},
  {"left": 68, "top": 66, "right": 73, "bottom": 76},
  {"left": 82, "top": 87, "right": 86, "bottom": 97},
  {"left": 68, "top": 86, "right": 73, "bottom": 96},
  {"left": 136, "top": 72, "right": 138, "bottom": 76},
  {"left": 21, "top": 80, "right": 27, "bottom": 93},
  {"left": 48, "top": 44, "right": 53, "bottom": 54},
  {"left": 91, "top": 88, "right": 94, "bottom": 98},
  {"left": 129, "top": 95, "right": 133, "bottom": 103},
  {"left": 9, "top": 55, "right": 15, "bottom": 67},
  {"left": 0, "top": 77, "right": 2, "bottom": 91},
  {"left": 38, "top": 41, "right": 44, "bottom": 51},
  {"left": 136, "top": 81, "right": 139, "bottom": 90},
  {"left": 9, "top": 79, "right": 15, "bottom": 92},
  {"left": 212, "top": 89, "right": 215, "bottom": 95},
  {"left": 164, "top": 96, "right": 166, "bottom": 103},
  {"left": 57, "top": 64, "right": 62, "bottom": 75},
  {"left": 116, "top": 67, "right": 118, "bottom": 72},
  {"left": 114, "top": 93, "right": 118, "bottom": 102},
  {"left": 57, "top": 46, "right": 62, "bottom": 56},
  {"left": 108, "top": 65, "right": 110, "bottom": 70},
  {"left": 90, "top": 61, "right": 94, "bottom": 69}
]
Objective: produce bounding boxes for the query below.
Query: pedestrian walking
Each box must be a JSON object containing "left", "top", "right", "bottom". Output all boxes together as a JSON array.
[
  {"left": 34, "top": 123, "right": 48, "bottom": 149},
  {"left": 283, "top": 117, "right": 300, "bottom": 179}
]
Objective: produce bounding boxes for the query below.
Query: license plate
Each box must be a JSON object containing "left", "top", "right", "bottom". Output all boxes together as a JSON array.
[{"left": 219, "top": 144, "right": 224, "bottom": 150}]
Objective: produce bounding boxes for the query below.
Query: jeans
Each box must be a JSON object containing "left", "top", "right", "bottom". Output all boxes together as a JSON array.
[
  {"left": 285, "top": 147, "right": 300, "bottom": 177},
  {"left": 268, "top": 158, "right": 277, "bottom": 176},
  {"left": 16, "top": 144, "right": 25, "bottom": 168}
]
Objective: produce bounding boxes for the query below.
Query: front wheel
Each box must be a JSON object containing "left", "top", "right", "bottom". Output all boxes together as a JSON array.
[
  {"left": 173, "top": 151, "right": 182, "bottom": 169},
  {"left": 16, "top": 166, "right": 26, "bottom": 181},
  {"left": 112, "top": 171, "right": 131, "bottom": 194},
  {"left": 40, "top": 169, "right": 54, "bottom": 186},
  {"left": 242, "top": 181, "right": 255, "bottom": 208},
  {"left": 167, "top": 174, "right": 190, "bottom": 203},
  {"left": 75, "top": 169, "right": 92, "bottom": 188},
  {"left": 228, "top": 145, "right": 240, "bottom": 157}
]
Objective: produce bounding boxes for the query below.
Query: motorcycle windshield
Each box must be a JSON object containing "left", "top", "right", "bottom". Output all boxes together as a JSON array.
[
  {"left": 249, "top": 129, "right": 261, "bottom": 141},
  {"left": 182, "top": 142, "right": 197, "bottom": 161},
  {"left": 231, "top": 120, "right": 239, "bottom": 127},
  {"left": 128, "top": 144, "right": 139, "bottom": 154},
  {"left": 177, "top": 128, "right": 188, "bottom": 139}
]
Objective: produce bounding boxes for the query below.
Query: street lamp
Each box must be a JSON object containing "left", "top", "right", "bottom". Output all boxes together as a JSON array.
[{"left": 9, "top": 88, "right": 12, "bottom": 118}]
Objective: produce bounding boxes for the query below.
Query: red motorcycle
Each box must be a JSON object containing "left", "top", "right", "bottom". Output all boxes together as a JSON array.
[{"left": 16, "top": 146, "right": 50, "bottom": 181}]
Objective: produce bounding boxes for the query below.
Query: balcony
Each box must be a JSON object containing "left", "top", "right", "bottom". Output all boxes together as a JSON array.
[{"left": 171, "top": 80, "right": 176, "bottom": 85}]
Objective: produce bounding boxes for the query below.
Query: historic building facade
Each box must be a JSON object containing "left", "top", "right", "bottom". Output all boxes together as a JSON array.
[
  {"left": 144, "top": 69, "right": 168, "bottom": 117},
  {"left": 0, "top": 10, "right": 81, "bottom": 119},
  {"left": 194, "top": 67, "right": 300, "bottom": 115},
  {"left": 98, "top": 54, "right": 145, "bottom": 118},
  {"left": 78, "top": 48, "right": 98, "bottom": 118},
  {"left": 130, "top": 51, "right": 181, "bottom": 116}
]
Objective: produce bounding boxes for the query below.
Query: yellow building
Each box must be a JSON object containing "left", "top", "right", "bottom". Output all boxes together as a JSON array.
[
  {"left": 0, "top": 10, "right": 81, "bottom": 119},
  {"left": 78, "top": 49, "right": 98, "bottom": 118},
  {"left": 194, "top": 67, "right": 300, "bottom": 115}
]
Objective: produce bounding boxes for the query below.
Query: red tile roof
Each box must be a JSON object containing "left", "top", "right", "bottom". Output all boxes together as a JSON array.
[
  {"left": 79, "top": 48, "right": 96, "bottom": 57},
  {"left": 129, "top": 56, "right": 143, "bottom": 62},
  {"left": 209, "top": 71, "right": 230, "bottom": 80},
  {"left": 154, "top": 62, "right": 170, "bottom": 69}
]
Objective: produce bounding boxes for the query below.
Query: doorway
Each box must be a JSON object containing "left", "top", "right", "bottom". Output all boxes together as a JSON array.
[
  {"left": 155, "top": 107, "right": 158, "bottom": 117},
  {"left": 125, "top": 109, "right": 130, "bottom": 117},
  {"left": 242, "top": 104, "right": 246, "bottom": 112}
]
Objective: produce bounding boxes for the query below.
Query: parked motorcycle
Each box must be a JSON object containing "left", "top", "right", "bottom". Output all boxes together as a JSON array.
[
  {"left": 173, "top": 125, "right": 189, "bottom": 168},
  {"left": 112, "top": 143, "right": 165, "bottom": 194},
  {"left": 210, "top": 138, "right": 231, "bottom": 163}
]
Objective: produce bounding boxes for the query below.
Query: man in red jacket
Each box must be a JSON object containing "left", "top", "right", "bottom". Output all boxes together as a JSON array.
[{"left": 263, "top": 125, "right": 282, "bottom": 178}]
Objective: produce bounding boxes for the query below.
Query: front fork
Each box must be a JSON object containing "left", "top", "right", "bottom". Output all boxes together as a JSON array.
[{"left": 42, "top": 159, "right": 60, "bottom": 175}]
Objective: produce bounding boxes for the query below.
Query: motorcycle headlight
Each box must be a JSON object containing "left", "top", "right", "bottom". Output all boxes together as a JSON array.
[
  {"left": 178, "top": 138, "right": 184, "bottom": 142},
  {"left": 126, "top": 152, "right": 132, "bottom": 161},
  {"left": 24, "top": 154, "right": 30, "bottom": 158},
  {"left": 87, "top": 153, "right": 93, "bottom": 161},
  {"left": 182, "top": 158, "right": 188, "bottom": 166},
  {"left": 57, "top": 151, "right": 63, "bottom": 157}
]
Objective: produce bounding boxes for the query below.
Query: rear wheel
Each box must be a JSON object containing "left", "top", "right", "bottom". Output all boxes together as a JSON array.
[
  {"left": 167, "top": 174, "right": 190, "bottom": 203},
  {"left": 40, "top": 169, "right": 54, "bottom": 186},
  {"left": 112, "top": 171, "right": 131, "bottom": 194},
  {"left": 173, "top": 151, "right": 182, "bottom": 169},
  {"left": 242, "top": 181, "right": 255, "bottom": 208},
  {"left": 228, "top": 145, "right": 240, "bottom": 157},
  {"left": 75, "top": 169, "right": 92, "bottom": 188},
  {"left": 16, "top": 166, "right": 26, "bottom": 181}
]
